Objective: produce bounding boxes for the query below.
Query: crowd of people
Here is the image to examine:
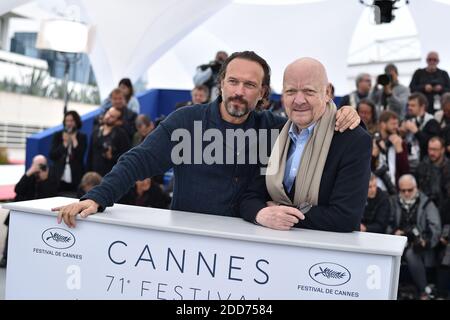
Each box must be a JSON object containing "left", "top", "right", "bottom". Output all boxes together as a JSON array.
[
  {"left": 1, "top": 50, "right": 449, "bottom": 300},
  {"left": 354, "top": 51, "right": 450, "bottom": 300},
  {"left": 0, "top": 78, "right": 170, "bottom": 269}
]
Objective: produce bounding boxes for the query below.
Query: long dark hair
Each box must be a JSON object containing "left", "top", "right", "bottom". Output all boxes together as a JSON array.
[
  {"left": 357, "top": 99, "right": 377, "bottom": 123},
  {"left": 63, "top": 110, "right": 82, "bottom": 130}
]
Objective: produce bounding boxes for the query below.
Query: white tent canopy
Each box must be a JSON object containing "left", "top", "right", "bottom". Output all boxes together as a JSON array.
[{"left": 2, "top": 0, "right": 450, "bottom": 98}]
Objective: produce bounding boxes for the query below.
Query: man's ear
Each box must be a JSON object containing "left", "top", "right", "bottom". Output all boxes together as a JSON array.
[
  {"left": 219, "top": 80, "right": 224, "bottom": 97},
  {"left": 325, "top": 83, "right": 332, "bottom": 102}
]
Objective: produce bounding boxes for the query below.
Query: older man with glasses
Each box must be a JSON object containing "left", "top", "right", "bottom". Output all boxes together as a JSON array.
[
  {"left": 388, "top": 174, "right": 442, "bottom": 299},
  {"left": 410, "top": 51, "right": 450, "bottom": 115},
  {"left": 339, "top": 73, "right": 373, "bottom": 109}
]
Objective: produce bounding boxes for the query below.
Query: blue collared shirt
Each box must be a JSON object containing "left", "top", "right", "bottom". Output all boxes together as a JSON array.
[{"left": 283, "top": 122, "right": 316, "bottom": 193}]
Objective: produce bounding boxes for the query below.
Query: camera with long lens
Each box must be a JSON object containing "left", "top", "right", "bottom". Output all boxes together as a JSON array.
[
  {"left": 403, "top": 114, "right": 420, "bottom": 128},
  {"left": 374, "top": 131, "right": 393, "bottom": 150},
  {"left": 377, "top": 73, "right": 392, "bottom": 86},
  {"left": 209, "top": 61, "right": 222, "bottom": 73},
  {"left": 199, "top": 60, "right": 222, "bottom": 73},
  {"left": 373, "top": 165, "right": 397, "bottom": 195}
]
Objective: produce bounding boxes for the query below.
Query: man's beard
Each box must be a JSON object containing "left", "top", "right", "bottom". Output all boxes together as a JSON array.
[
  {"left": 225, "top": 96, "right": 250, "bottom": 118},
  {"left": 400, "top": 192, "right": 419, "bottom": 209},
  {"left": 430, "top": 155, "right": 443, "bottom": 164}
]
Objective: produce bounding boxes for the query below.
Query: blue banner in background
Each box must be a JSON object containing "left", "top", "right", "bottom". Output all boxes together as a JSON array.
[{"left": 25, "top": 89, "right": 338, "bottom": 171}]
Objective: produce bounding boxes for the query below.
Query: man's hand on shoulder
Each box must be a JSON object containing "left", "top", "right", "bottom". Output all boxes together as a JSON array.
[
  {"left": 335, "top": 105, "right": 360, "bottom": 132},
  {"left": 52, "top": 199, "right": 100, "bottom": 228}
]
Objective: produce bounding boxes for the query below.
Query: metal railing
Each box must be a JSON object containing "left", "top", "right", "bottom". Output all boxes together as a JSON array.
[{"left": 0, "top": 122, "right": 47, "bottom": 148}]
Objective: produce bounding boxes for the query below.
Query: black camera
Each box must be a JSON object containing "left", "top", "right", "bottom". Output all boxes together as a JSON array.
[
  {"left": 64, "top": 126, "right": 76, "bottom": 134},
  {"left": 210, "top": 61, "right": 222, "bottom": 73},
  {"left": 405, "top": 225, "right": 425, "bottom": 253},
  {"left": 374, "top": 165, "right": 397, "bottom": 195},
  {"left": 373, "top": 132, "right": 392, "bottom": 151},
  {"left": 377, "top": 73, "right": 392, "bottom": 86},
  {"left": 404, "top": 114, "right": 419, "bottom": 125},
  {"left": 373, "top": 131, "right": 382, "bottom": 143},
  {"left": 200, "top": 61, "right": 221, "bottom": 73},
  {"left": 102, "top": 141, "right": 111, "bottom": 153},
  {"left": 101, "top": 141, "right": 113, "bottom": 159}
]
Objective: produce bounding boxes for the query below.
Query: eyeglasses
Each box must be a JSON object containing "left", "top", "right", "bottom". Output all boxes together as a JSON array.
[{"left": 399, "top": 188, "right": 415, "bottom": 193}]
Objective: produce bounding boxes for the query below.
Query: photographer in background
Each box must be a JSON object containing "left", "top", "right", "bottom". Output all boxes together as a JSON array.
[
  {"left": 96, "top": 89, "right": 138, "bottom": 140},
  {"left": 87, "top": 107, "right": 131, "bottom": 177},
  {"left": 193, "top": 51, "right": 228, "bottom": 101},
  {"left": 0, "top": 154, "right": 59, "bottom": 268},
  {"left": 372, "top": 111, "right": 410, "bottom": 195},
  {"left": 339, "top": 72, "right": 372, "bottom": 108},
  {"left": 370, "top": 63, "right": 410, "bottom": 120},
  {"left": 409, "top": 51, "right": 450, "bottom": 115},
  {"left": 14, "top": 154, "right": 59, "bottom": 201},
  {"left": 360, "top": 173, "right": 391, "bottom": 234},
  {"left": 416, "top": 137, "right": 449, "bottom": 212},
  {"left": 50, "top": 111, "right": 87, "bottom": 196},
  {"left": 389, "top": 174, "right": 441, "bottom": 300},
  {"left": 435, "top": 93, "right": 450, "bottom": 157},
  {"left": 400, "top": 93, "right": 441, "bottom": 173}
]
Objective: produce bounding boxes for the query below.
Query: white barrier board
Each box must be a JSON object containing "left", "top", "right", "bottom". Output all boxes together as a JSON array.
[{"left": 6, "top": 209, "right": 399, "bottom": 300}]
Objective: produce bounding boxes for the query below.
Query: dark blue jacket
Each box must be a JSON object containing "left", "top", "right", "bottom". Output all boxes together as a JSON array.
[
  {"left": 239, "top": 123, "right": 372, "bottom": 232},
  {"left": 82, "top": 98, "right": 286, "bottom": 216}
]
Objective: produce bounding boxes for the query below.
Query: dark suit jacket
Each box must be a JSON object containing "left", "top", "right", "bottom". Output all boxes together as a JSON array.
[
  {"left": 49, "top": 131, "right": 87, "bottom": 189},
  {"left": 239, "top": 125, "right": 372, "bottom": 232}
]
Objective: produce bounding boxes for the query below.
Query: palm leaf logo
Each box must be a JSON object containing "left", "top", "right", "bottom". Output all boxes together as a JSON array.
[
  {"left": 46, "top": 232, "right": 72, "bottom": 243},
  {"left": 314, "top": 267, "right": 346, "bottom": 279}
]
